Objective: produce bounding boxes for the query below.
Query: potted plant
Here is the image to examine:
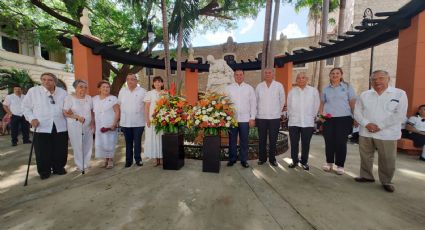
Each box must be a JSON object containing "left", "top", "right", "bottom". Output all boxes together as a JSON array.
[
  {"left": 151, "top": 84, "right": 189, "bottom": 170},
  {"left": 191, "top": 92, "right": 238, "bottom": 173}
]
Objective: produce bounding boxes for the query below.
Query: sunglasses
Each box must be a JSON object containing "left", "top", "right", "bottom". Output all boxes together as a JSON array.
[{"left": 48, "top": 95, "right": 55, "bottom": 104}]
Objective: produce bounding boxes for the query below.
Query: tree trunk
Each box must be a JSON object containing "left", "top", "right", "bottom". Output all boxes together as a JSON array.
[
  {"left": 311, "top": 16, "right": 319, "bottom": 87},
  {"left": 261, "top": 0, "right": 273, "bottom": 80},
  {"left": 318, "top": 0, "right": 330, "bottom": 93},
  {"left": 176, "top": 21, "right": 183, "bottom": 95},
  {"left": 161, "top": 0, "right": 172, "bottom": 88},
  {"left": 267, "top": 0, "right": 280, "bottom": 68},
  {"left": 334, "top": 0, "right": 346, "bottom": 67}
]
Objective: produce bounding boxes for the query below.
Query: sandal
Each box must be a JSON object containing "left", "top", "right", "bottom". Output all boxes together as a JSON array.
[
  {"left": 106, "top": 159, "right": 114, "bottom": 169},
  {"left": 322, "top": 163, "right": 333, "bottom": 172}
]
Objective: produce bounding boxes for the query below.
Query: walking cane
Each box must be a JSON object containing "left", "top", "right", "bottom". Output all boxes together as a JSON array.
[
  {"left": 81, "top": 121, "right": 85, "bottom": 175},
  {"left": 24, "top": 127, "right": 36, "bottom": 186}
]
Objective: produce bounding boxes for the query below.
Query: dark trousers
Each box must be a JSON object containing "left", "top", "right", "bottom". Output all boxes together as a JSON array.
[
  {"left": 34, "top": 124, "right": 68, "bottom": 176},
  {"left": 229, "top": 122, "right": 249, "bottom": 163},
  {"left": 256, "top": 118, "right": 280, "bottom": 163},
  {"left": 122, "top": 127, "right": 144, "bottom": 164},
  {"left": 11, "top": 115, "right": 30, "bottom": 144},
  {"left": 288, "top": 126, "right": 314, "bottom": 165},
  {"left": 322, "top": 116, "right": 353, "bottom": 167}
]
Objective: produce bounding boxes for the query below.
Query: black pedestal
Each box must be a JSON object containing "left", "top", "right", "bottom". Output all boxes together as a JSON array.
[
  {"left": 202, "top": 135, "right": 221, "bottom": 173},
  {"left": 162, "top": 133, "right": 185, "bottom": 170}
]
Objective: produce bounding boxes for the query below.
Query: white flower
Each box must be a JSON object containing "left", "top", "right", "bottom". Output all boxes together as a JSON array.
[
  {"left": 195, "top": 120, "right": 201, "bottom": 125},
  {"left": 208, "top": 117, "right": 214, "bottom": 122},
  {"left": 221, "top": 100, "right": 226, "bottom": 105},
  {"left": 226, "top": 116, "right": 232, "bottom": 120},
  {"left": 212, "top": 101, "right": 216, "bottom": 105},
  {"left": 202, "top": 110, "right": 206, "bottom": 114},
  {"left": 207, "top": 107, "right": 213, "bottom": 112},
  {"left": 202, "top": 115, "right": 209, "bottom": 122},
  {"left": 225, "top": 122, "right": 230, "bottom": 127},
  {"left": 220, "top": 112, "right": 226, "bottom": 116},
  {"left": 213, "top": 119, "right": 219, "bottom": 124}
]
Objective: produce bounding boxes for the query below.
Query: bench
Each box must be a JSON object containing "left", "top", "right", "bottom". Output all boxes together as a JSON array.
[{"left": 397, "top": 138, "right": 422, "bottom": 155}]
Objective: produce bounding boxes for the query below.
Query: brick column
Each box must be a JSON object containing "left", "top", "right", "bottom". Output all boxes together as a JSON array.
[
  {"left": 396, "top": 11, "right": 425, "bottom": 116},
  {"left": 184, "top": 61, "right": 199, "bottom": 105},
  {"left": 275, "top": 61, "right": 293, "bottom": 97},
  {"left": 72, "top": 36, "right": 102, "bottom": 96}
]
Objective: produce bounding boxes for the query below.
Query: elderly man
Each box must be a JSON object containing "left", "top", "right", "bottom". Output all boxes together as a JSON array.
[
  {"left": 3, "top": 85, "right": 31, "bottom": 146},
  {"left": 256, "top": 68, "right": 285, "bottom": 166},
  {"left": 226, "top": 70, "right": 256, "bottom": 168},
  {"left": 22, "top": 73, "right": 68, "bottom": 180},
  {"left": 118, "top": 73, "right": 147, "bottom": 167},
  {"left": 354, "top": 70, "right": 408, "bottom": 192},
  {"left": 287, "top": 73, "right": 320, "bottom": 170}
]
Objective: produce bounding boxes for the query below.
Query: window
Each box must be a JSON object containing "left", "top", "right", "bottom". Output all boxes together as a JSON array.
[
  {"left": 2, "top": 36, "right": 19, "bottom": 53},
  {"left": 223, "top": 54, "right": 236, "bottom": 65},
  {"left": 257, "top": 52, "right": 262, "bottom": 61},
  {"left": 326, "top": 57, "right": 334, "bottom": 66},
  {"left": 171, "top": 69, "right": 176, "bottom": 75},
  {"left": 41, "top": 47, "right": 50, "bottom": 60},
  {"left": 145, "top": 67, "right": 153, "bottom": 76},
  {"left": 195, "top": 57, "right": 203, "bottom": 64}
]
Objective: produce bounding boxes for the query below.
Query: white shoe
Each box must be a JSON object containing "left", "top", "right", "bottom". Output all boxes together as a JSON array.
[
  {"left": 322, "top": 163, "right": 333, "bottom": 172},
  {"left": 335, "top": 167, "right": 344, "bottom": 175}
]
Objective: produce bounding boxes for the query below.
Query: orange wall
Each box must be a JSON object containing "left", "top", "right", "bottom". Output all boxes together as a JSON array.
[
  {"left": 72, "top": 36, "right": 102, "bottom": 96},
  {"left": 275, "top": 62, "right": 293, "bottom": 98},
  {"left": 396, "top": 11, "right": 425, "bottom": 116},
  {"left": 184, "top": 64, "right": 199, "bottom": 105}
]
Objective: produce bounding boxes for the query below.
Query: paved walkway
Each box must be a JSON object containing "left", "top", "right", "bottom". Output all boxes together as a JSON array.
[{"left": 0, "top": 133, "right": 424, "bottom": 230}]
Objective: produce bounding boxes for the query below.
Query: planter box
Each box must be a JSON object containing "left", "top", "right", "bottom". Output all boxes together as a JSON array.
[
  {"left": 162, "top": 133, "right": 185, "bottom": 170},
  {"left": 202, "top": 135, "right": 221, "bottom": 173}
]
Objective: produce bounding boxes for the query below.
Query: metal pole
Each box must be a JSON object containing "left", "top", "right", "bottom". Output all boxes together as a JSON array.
[
  {"left": 363, "top": 8, "right": 373, "bottom": 89},
  {"left": 369, "top": 46, "right": 374, "bottom": 89}
]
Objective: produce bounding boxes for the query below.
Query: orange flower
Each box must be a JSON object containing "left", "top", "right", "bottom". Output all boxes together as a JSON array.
[
  {"left": 200, "top": 99, "right": 210, "bottom": 107},
  {"left": 156, "top": 98, "right": 167, "bottom": 107},
  {"left": 215, "top": 103, "right": 222, "bottom": 109},
  {"left": 176, "top": 101, "right": 185, "bottom": 108}
]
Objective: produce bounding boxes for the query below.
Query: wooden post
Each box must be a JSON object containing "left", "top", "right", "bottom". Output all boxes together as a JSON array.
[
  {"left": 275, "top": 60, "right": 293, "bottom": 97},
  {"left": 184, "top": 61, "right": 199, "bottom": 105},
  {"left": 396, "top": 11, "right": 425, "bottom": 116},
  {"left": 72, "top": 36, "right": 102, "bottom": 96}
]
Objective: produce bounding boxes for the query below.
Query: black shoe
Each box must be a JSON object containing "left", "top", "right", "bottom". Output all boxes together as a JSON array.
[
  {"left": 135, "top": 161, "right": 143, "bottom": 166},
  {"left": 257, "top": 161, "right": 266, "bottom": 165},
  {"left": 40, "top": 174, "right": 50, "bottom": 180},
  {"left": 124, "top": 162, "right": 132, "bottom": 168},
  {"left": 241, "top": 162, "right": 249, "bottom": 168},
  {"left": 301, "top": 163, "right": 310, "bottom": 171},
  {"left": 354, "top": 177, "right": 375, "bottom": 183},
  {"left": 419, "top": 156, "right": 425, "bottom": 161},
  {"left": 23, "top": 140, "right": 32, "bottom": 144},
  {"left": 270, "top": 161, "right": 278, "bottom": 167},
  {"left": 382, "top": 184, "right": 395, "bottom": 193},
  {"left": 12, "top": 143, "right": 17, "bottom": 146},
  {"left": 227, "top": 161, "right": 236, "bottom": 167},
  {"left": 53, "top": 168, "right": 67, "bottom": 175},
  {"left": 288, "top": 163, "right": 297, "bottom": 168}
]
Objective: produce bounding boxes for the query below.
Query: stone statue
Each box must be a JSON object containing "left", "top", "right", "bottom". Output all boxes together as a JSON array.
[
  {"left": 188, "top": 45, "right": 195, "bottom": 62},
  {"left": 206, "top": 55, "right": 235, "bottom": 94},
  {"left": 80, "top": 8, "right": 92, "bottom": 36},
  {"left": 280, "top": 33, "right": 289, "bottom": 54}
]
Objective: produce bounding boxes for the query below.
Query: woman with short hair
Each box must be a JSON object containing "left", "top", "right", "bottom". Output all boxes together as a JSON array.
[
  {"left": 63, "top": 80, "right": 94, "bottom": 172},
  {"left": 92, "top": 80, "right": 120, "bottom": 169}
]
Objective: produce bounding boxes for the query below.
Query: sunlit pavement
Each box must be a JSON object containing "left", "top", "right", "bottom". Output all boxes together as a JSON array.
[{"left": 0, "top": 132, "right": 424, "bottom": 230}]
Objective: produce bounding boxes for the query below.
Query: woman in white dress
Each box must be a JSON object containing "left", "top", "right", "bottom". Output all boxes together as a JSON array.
[
  {"left": 63, "top": 80, "right": 94, "bottom": 172},
  {"left": 144, "top": 76, "right": 164, "bottom": 166},
  {"left": 92, "top": 80, "right": 120, "bottom": 169}
]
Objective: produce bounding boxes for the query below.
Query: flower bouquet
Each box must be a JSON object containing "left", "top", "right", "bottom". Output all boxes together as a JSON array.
[
  {"left": 317, "top": 113, "right": 332, "bottom": 121},
  {"left": 100, "top": 127, "right": 112, "bottom": 133},
  {"left": 191, "top": 92, "right": 238, "bottom": 136},
  {"left": 151, "top": 93, "right": 190, "bottom": 134}
]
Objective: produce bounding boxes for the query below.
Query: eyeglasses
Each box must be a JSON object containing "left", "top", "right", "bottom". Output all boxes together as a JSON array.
[{"left": 48, "top": 95, "right": 55, "bottom": 104}]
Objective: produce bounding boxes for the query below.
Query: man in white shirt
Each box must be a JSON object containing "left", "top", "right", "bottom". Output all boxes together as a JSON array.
[
  {"left": 3, "top": 86, "right": 31, "bottom": 146},
  {"left": 118, "top": 73, "right": 147, "bottom": 167},
  {"left": 354, "top": 70, "right": 408, "bottom": 193},
  {"left": 287, "top": 73, "right": 320, "bottom": 170},
  {"left": 255, "top": 68, "right": 285, "bottom": 166},
  {"left": 22, "top": 73, "right": 68, "bottom": 180},
  {"left": 226, "top": 70, "right": 256, "bottom": 168}
]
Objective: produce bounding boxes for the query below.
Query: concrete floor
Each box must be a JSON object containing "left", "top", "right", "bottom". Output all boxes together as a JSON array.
[{"left": 0, "top": 133, "right": 424, "bottom": 230}]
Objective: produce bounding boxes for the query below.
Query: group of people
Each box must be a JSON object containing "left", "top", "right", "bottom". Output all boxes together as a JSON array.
[
  {"left": 4, "top": 72, "right": 165, "bottom": 180},
  {"left": 226, "top": 67, "right": 415, "bottom": 193},
  {"left": 3, "top": 67, "right": 423, "bottom": 193}
]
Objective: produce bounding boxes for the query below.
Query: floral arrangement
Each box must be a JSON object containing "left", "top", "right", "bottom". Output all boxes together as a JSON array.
[
  {"left": 151, "top": 92, "right": 190, "bottom": 134},
  {"left": 318, "top": 113, "right": 332, "bottom": 120},
  {"left": 190, "top": 92, "right": 238, "bottom": 136}
]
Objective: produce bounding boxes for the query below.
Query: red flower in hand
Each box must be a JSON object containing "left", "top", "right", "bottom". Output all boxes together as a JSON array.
[
  {"left": 325, "top": 113, "right": 332, "bottom": 119},
  {"left": 100, "top": 127, "right": 111, "bottom": 133}
]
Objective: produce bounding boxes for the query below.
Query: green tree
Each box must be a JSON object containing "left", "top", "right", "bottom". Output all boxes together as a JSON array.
[{"left": 0, "top": 68, "right": 39, "bottom": 94}]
